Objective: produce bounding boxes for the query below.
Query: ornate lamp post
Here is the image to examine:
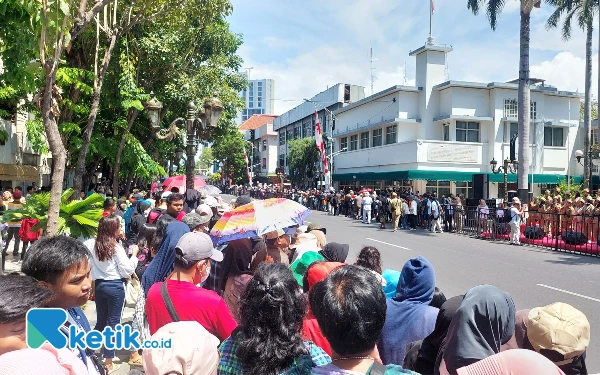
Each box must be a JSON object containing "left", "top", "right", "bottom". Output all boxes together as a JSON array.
[
  {"left": 491, "top": 157, "right": 518, "bottom": 202},
  {"left": 145, "top": 92, "right": 224, "bottom": 190},
  {"left": 575, "top": 149, "right": 597, "bottom": 191}
]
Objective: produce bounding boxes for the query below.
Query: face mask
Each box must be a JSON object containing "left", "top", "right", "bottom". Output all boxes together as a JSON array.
[{"left": 196, "top": 264, "right": 211, "bottom": 287}]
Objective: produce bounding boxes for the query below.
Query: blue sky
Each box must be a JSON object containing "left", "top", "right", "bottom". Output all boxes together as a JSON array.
[{"left": 228, "top": 0, "right": 598, "bottom": 115}]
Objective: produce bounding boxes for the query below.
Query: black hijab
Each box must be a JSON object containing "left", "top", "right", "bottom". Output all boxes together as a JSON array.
[
  {"left": 414, "top": 295, "right": 464, "bottom": 374},
  {"left": 442, "top": 285, "right": 515, "bottom": 375},
  {"left": 217, "top": 238, "right": 253, "bottom": 294},
  {"left": 319, "top": 242, "right": 349, "bottom": 262}
]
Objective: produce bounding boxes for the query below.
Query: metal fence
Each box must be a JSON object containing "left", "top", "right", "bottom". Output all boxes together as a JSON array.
[{"left": 448, "top": 206, "right": 600, "bottom": 257}]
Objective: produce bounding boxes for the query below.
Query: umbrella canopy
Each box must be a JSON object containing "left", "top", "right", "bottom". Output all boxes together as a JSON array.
[
  {"left": 198, "top": 185, "right": 222, "bottom": 197},
  {"left": 358, "top": 188, "right": 372, "bottom": 194},
  {"left": 162, "top": 175, "right": 206, "bottom": 193},
  {"left": 210, "top": 198, "right": 311, "bottom": 245}
]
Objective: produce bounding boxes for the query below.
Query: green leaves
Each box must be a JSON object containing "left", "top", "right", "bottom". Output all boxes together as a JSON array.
[{"left": 288, "top": 137, "right": 321, "bottom": 186}]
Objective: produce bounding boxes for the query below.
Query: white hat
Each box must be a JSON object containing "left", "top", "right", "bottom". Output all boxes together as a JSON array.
[
  {"left": 161, "top": 191, "right": 172, "bottom": 200},
  {"left": 204, "top": 196, "right": 219, "bottom": 208}
]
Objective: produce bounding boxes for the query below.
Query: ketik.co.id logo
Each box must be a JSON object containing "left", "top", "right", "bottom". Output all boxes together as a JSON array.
[{"left": 26, "top": 308, "right": 141, "bottom": 351}]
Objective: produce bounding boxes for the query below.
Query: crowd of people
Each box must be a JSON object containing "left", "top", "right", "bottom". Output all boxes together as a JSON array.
[{"left": 0, "top": 185, "right": 593, "bottom": 375}]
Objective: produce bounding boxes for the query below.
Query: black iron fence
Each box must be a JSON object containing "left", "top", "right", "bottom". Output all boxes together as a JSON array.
[{"left": 447, "top": 206, "right": 600, "bottom": 257}]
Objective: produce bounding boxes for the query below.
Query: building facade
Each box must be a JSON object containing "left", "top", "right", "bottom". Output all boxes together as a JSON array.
[
  {"left": 237, "top": 79, "right": 275, "bottom": 124},
  {"left": 273, "top": 83, "right": 365, "bottom": 176},
  {"left": 332, "top": 43, "right": 583, "bottom": 199},
  {"left": 239, "top": 114, "right": 279, "bottom": 183}
]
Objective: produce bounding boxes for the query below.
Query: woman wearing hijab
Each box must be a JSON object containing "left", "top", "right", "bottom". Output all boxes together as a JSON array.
[
  {"left": 127, "top": 201, "right": 151, "bottom": 246},
  {"left": 319, "top": 242, "right": 349, "bottom": 263},
  {"left": 218, "top": 238, "right": 253, "bottom": 322},
  {"left": 141, "top": 222, "right": 190, "bottom": 296},
  {"left": 455, "top": 349, "right": 565, "bottom": 375},
  {"left": 403, "top": 295, "right": 464, "bottom": 373},
  {"left": 439, "top": 285, "right": 516, "bottom": 375}
]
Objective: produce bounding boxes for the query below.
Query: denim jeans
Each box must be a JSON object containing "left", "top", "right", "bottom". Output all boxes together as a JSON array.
[
  {"left": 4, "top": 226, "right": 20, "bottom": 255},
  {"left": 94, "top": 279, "right": 125, "bottom": 359},
  {"left": 401, "top": 215, "right": 408, "bottom": 229}
]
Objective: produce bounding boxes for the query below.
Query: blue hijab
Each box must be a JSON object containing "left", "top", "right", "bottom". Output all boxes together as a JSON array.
[{"left": 141, "top": 222, "right": 190, "bottom": 296}]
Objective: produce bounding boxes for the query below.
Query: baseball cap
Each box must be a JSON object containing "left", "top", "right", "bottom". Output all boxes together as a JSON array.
[
  {"left": 143, "top": 321, "right": 220, "bottom": 375},
  {"left": 12, "top": 190, "right": 22, "bottom": 200},
  {"left": 235, "top": 195, "right": 252, "bottom": 206},
  {"left": 133, "top": 193, "right": 143, "bottom": 200},
  {"left": 512, "top": 197, "right": 521, "bottom": 204},
  {"left": 175, "top": 232, "right": 223, "bottom": 266},
  {"left": 181, "top": 213, "right": 210, "bottom": 230},
  {"left": 161, "top": 191, "right": 172, "bottom": 200},
  {"left": 527, "top": 302, "right": 590, "bottom": 364},
  {"left": 196, "top": 203, "right": 213, "bottom": 217},
  {"left": 204, "top": 196, "right": 218, "bottom": 208},
  {"left": 306, "top": 222, "right": 326, "bottom": 235},
  {"left": 265, "top": 228, "right": 286, "bottom": 239}
]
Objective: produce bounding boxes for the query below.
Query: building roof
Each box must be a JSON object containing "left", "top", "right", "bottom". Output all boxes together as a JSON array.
[{"left": 239, "top": 114, "right": 278, "bottom": 130}]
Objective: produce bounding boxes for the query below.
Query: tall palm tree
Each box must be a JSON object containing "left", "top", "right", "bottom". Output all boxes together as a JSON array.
[
  {"left": 468, "top": 0, "right": 540, "bottom": 202},
  {"left": 546, "top": 0, "right": 595, "bottom": 188}
]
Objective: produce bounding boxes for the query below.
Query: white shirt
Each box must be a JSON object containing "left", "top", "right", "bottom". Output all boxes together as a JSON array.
[
  {"left": 84, "top": 239, "right": 138, "bottom": 281},
  {"left": 430, "top": 200, "right": 440, "bottom": 216},
  {"left": 362, "top": 196, "right": 373, "bottom": 210},
  {"left": 402, "top": 201, "right": 409, "bottom": 215},
  {"left": 409, "top": 200, "right": 417, "bottom": 214}
]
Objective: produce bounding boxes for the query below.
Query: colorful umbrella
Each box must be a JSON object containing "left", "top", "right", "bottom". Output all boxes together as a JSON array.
[
  {"left": 358, "top": 188, "right": 372, "bottom": 194},
  {"left": 162, "top": 175, "right": 206, "bottom": 193},
  {"left": 198, "top": 185, "right": 222, "bottom": 197},
  {"left": 210, "top": 198, "right": 311, "bottom": 245}
]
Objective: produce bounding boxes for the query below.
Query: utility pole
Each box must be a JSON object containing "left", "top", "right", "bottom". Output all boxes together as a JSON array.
[{"left": 370, "top": 43, "right": 375, "bottom": 95}]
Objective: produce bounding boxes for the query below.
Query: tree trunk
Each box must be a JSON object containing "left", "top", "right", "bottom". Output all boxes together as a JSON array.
[
  {"left": 584, "top": 23, "right": 593, "bottom": 189},
  {"left": 112, "top": 108, "right": 139, "bottom": 197},
  {"left": 517, "top": 10, "right": 531, "bottom": 204},
  {"left": 72, "top": 32, "right": 119, "bottom": 194},
  {"left": 124, "top": 173, "right": 134, "bottom": 196}
]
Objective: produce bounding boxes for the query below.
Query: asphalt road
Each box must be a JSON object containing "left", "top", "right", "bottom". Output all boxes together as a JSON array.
[{"left": 306, "top": 210, "right": 600, "bottom": 372}]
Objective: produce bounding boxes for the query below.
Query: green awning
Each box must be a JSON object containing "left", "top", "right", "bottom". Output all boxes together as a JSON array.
[{"left": 333, "top": 169, "right": 578, "bottom": 184}]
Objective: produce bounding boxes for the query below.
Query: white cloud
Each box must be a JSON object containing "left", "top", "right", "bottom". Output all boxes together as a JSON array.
[
  {"left": 261, "top": 36, "right": 293, "bottom": 49},
  {"left": 530, "top": 51, "right": 598, "bottom": 99}
]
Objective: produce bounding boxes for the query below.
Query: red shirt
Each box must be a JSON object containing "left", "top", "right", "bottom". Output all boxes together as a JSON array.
[
  {"left": 145, "top": 279, "right": 237, "bottom": 341},
  {"left": 302, "top": 312, "right": 332, "bottom": 356}
]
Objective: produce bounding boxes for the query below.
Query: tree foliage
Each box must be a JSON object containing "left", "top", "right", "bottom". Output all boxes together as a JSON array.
[
  {"left": 288, "top": 137, "right": 320, "bottom": 186},
  {"left": 212, "top": 128, "right": 248, "bottom": 184},
  {"left": 197, "top": 147, "right": 214, "bottom": 171}
]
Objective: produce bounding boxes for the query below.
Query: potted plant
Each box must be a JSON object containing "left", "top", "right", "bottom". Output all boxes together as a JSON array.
[{"left": 0, "top": 129, "right": 9, "bottom": 145}]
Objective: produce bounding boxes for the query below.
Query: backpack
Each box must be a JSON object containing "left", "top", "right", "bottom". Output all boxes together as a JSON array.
[
  {"left": 147, "top": 208, "right": 165, "bottom": 224},
  {"left": 503, "top": 208, "right": 512, "bottom": 224},
  {"left": 19, "top": 218, "right": 41, "bottom": 242}
]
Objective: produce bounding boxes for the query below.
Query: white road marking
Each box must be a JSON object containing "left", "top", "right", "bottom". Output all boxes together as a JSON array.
[
  {"left": 366, "top": 238, "right": 412, "bottom": 251},
  {"left": 536, "top": 284, "right": 600, "bottom": 303}
]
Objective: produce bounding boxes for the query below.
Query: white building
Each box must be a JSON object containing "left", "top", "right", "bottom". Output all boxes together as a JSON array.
[
  {"left": 237, "top": 79, "right": 275, "bottom": 124},
  {"left": 332, "top": 42, "right": 583, "bottom": 199},
  {"left": 239, "top": 114, "right": 279, "bottom": 183},
  {"left": 274, "top": 83, "right": 365, "bottom": 176}
]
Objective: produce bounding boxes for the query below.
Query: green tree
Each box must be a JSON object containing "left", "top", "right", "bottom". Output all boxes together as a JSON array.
[
  {"left": 468, "top": 0, "right": 540, "bottom": 203},
  {"left": 288, "top": 137, "right": 320, "bottom": 187},
  {"left": 546, "top": 0, "right": 595, "bottom": 187},
  {"left": 197, "top": 147, "right": 214, "bottom": 172},
  {"left": 212, "top": 128, "right": 248, "bottom": 184}
]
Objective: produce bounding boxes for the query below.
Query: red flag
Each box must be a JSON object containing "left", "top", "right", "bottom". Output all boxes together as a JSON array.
[
  {"left": 314, "top": 111, "right": 330, "bottom": 190},
  {"left": 243, "top": 146, "right": 251, "bottom": 184},
  {"left": 431, "top": 0, "right": 434, "bottom": 14}
]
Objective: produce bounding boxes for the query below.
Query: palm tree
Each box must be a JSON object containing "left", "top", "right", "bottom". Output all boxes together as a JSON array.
[
  {"left": 546, "top": 0, "right": 595, "bottom": 188},
  {"left": 468, "top": 0, "right": 541, "bottom": 202}
]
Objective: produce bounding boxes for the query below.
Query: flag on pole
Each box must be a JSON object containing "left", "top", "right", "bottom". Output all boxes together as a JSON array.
[
  {"left": 431, "top": 0, "right": 434, "bottom": 14},
  {"left": 314, "top": 111, "right": 330, "bottom": 191},
  {"left": 243, "top": 146, "right": 252, "bottom": 184}
]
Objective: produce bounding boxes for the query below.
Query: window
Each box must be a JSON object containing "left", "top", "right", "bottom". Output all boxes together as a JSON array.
[
  {"left": 360, "top": 132, "right": 369, "bottom": 149},
  {"left": 592, "top": 128, "right": 598, "bottom": 146},
  {"left": 384, "top": 180, "right": 412, "bottom": 190},
  {"left": 278, "top": 130, "right": 285, "bottom": 145},
  {"left": 455, "top": 182, "right": 472, "bottom": 198},
  {"left": 426, "top": 180, "right": 451, "bottom": 197},
  {"left": 530, "top": 102, "right": 537, "bottom": 120},
  {"left": 286, "top": 128, "right": 293, "bottom": 144},
  {"left": 385, "top": 125, "right": 397, "bottom": 145},
  {"left": 544, "top": 127, "right": 564, "bottom": 147},
  {"left": 257, "top": 81, "right": 262, "bottom": 87},
  {"left": 262, "top": 139, "right": 267, "bottom": 151},
  {"left": 456, "top": 121, "right": 479, "bottom": 143},
  {"left": 372, "top": 128, "right": 383, "bottom": 147},
  {"left": 443, "top": 124, "right": 449, "bottom": 141},
  {"left": 340, "top": 137, "right": 348, "bottom": 151},
  {"left": 504, "top": 99, "right": 517, "bottom": 118},
  {"left": 262, "top": 158, "right": 266, "bottom": 169},
  {"left": 258, "top": 101, "right": 262, "bottom": 108},
  {"left": 302, "top": 120, "right": 312, "bottom": 138},
  {"left": 350, "top": 134, "right": 358, "bottom": 151},
  {"left": 293, "top": 125, "right": 301, "bottom": 139},
  {"left": 279, "top": 154, "right": 285, "bottom": 167},
  {"left": 505, "top": 122, "right": 518, "bottom": 143}
]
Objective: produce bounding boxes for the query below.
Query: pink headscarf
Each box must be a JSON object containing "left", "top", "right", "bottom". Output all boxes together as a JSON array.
[
  {"left": 0, "top": 344, "right": 88, "bottom": 375},
  {"left": 456, "top": 349, "right": 565, "bottom": 375}
]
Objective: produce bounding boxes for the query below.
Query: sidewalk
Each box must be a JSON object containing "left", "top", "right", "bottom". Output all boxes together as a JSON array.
[{"left": 3, "top": 256, "right": 140, "bottom": 374}]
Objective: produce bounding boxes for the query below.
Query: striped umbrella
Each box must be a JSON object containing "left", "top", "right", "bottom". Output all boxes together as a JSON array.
[{"left": 210, "top": 198, "right": 311, "bottom": 245}]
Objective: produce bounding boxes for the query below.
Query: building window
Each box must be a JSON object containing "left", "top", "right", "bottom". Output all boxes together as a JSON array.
[
  {"left": 340, "top": 137, "right": 348, "bottom": 151},
  {"left": 504, "top": 122, "right": 518, "bottom": 143},
  {"left": 504, "top": 99, "right": 517, "bottom": 118},
  {"left": 544, "top": 127, "right": 564, "bottom": 147},
  {"left": 286, "top": 128, "right": 293, "bottom": 143},
  {"left": 258, "top": 101, "right": 262, "bottom": 108},
  {"left": 302, "top": 120, "right": 312, "bottom": 138},
  {"left": 456, "top": 121, "right": 479, "bottom": 143},
  {"left": 385, "top": 125, "right": 397, "bottom": 145},
  {"left": 279, "top": 154, "right": 285, "bottom": 167},
  {"left": 279, "top": 130, "right": 285, "bottom": 145},
  {"left": 262, "top": 158, "right": 266, "bottom": 169},
  {"left": 257, "top": 81, "right": 262, "bottom": 87},
  {"left": 443, "top": 124, "right": 449, "bottom": 141},
  {"left": 372, "top": 129, "right": 383, "bottom": 147},
  {"left": 592, "top": 128, "right": 598, "bottom": 146},
  {"left": 426, "top": 180, "right": 451, "bottom": 196},
  {"left": 293, "top": 125, "right": 301, "bottom": 139},
  {"left": 262, "top": 139, "right": 267, "bottom": 151},
  {"left": 360, "top": 132, "right": 369, "bottom": 149},
  {"left": 530, "top": 102, "right": 537, "bottom": 120},
  {"left": 350, "top": 134, "right": 358, "bottom": 151},
  {"left": 455, "top": 182, "right": 472, "bottom": 198}
]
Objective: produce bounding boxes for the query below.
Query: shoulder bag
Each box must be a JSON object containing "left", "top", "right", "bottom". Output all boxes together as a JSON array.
[{"left": 160, "top": 281, "right": 181, "bottom": 322}]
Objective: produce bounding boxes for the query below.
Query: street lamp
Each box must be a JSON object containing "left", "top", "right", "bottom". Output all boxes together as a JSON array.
[
  {"left": 145, "top": 93, "right": 224, "bottom": 190},
  {"left": 491, "top": 157, "right": 518, "bottom": 202},
  {"left": 575, "top": 149, "right": 595, "bottom": 191}
]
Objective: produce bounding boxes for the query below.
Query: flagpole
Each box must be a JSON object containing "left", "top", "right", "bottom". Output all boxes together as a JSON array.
[{"left": 428, "top": 0, "right": 434, "bottom": 45}]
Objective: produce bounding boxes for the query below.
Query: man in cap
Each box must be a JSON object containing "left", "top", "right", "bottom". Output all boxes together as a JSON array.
[
  {"left": 145, "top": 232, "right": 236, "bottom": 340},
  {"left": 250, "top": 229, "right": 291, "bottom": 272},
  {"left": 182, "top": 212, "right": 211, "bottom": 234}
]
